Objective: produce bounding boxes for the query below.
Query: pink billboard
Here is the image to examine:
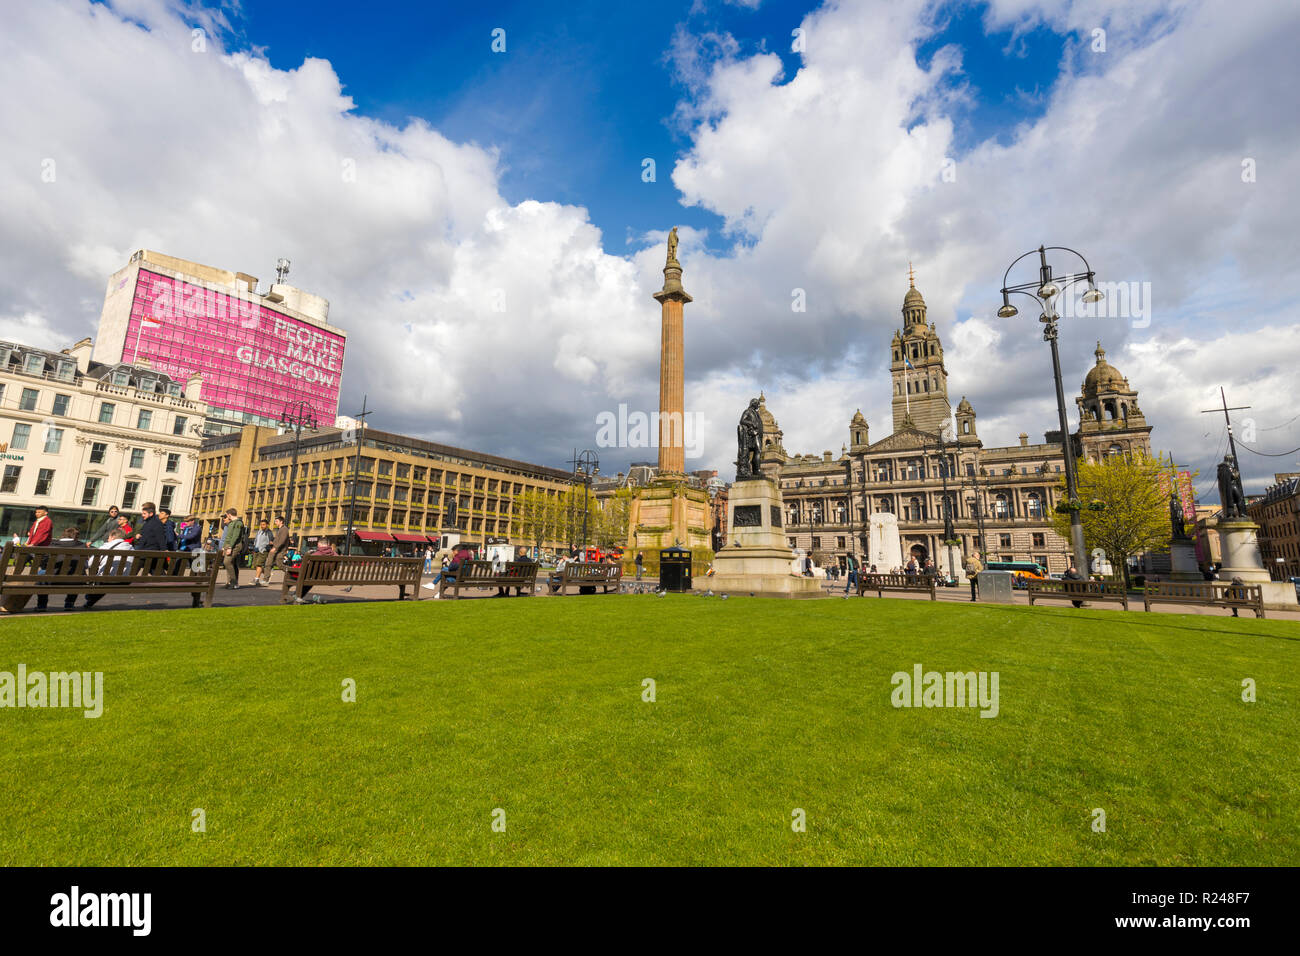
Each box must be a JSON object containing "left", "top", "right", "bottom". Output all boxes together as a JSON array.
[{"left": 124, "top": 270, "right": 344, "bottom": 424}]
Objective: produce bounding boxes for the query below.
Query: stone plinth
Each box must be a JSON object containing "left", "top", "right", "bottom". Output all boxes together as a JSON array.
[
  {"left": 707, "top": 477, "right": 823, "bottom": 598},
  {"left": 976, "top": 570, "right": 1014, "bottom": 603},
  {"left": 628, "top": 479, "right": 711, "bottom": 553},
  {"left": 1216, "top": 519, "right": 1299, "bottom": 609},
  {"left": 941, "top": 542, "right": 962, "bottom": 584},
  {"left": 1168, "top": 539, "right": 1202, "bottom": 582}
]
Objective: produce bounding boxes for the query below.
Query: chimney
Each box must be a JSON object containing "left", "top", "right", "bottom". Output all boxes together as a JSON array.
[
  {"left": 185, "top": 372, "right": 203, "bottom": 402},
  {"left": 1019, "top": 433, "right": 1029, "bottom": 447},
  {"left": 824, "top": 450, "right": 833, "bottom": 462},
  {"left": 67, "top": 337, "right": 93, "bottom": 373}
]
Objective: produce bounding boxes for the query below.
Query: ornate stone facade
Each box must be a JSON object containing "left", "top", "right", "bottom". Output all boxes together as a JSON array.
[{"left": 771, "top": 279, "right": 1154, "bottom": 573}]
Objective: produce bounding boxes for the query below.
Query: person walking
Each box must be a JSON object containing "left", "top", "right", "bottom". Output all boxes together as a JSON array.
[
  {"left": 635, "top": 551, "right": 644, "bottom": 581},
  {"left": 115, "top": 512, "right": 138, "bottom": 546},
  {"left": 25, "top": 505, "right": 53, "bottom": 547},
  {"left": 1062, "top": 562, "right": 1087, "bottom": 608},
  {"left": 176, "top": 516, "right": 202, "bottom": 553},
  {"left": 137, "top": 502, "right": 168, "bottom": 551},
  {"left": 844, "top": 556, "right": 858, "bottom": 595},
  {"left": 219, "top": 508, "right": 246, "bottom": 589},
  {"left": 249, "top": 518, "right": 273, "bottom": 584},
  {"left": 254, "top": 516, "right": 289, "bottom": 587},
  {"left": 965, "top": 554, "right": 983, "bottom": 601},
  {"left": 158, "top": 508, "right": 178, "bottom": 550},
  {"left": 90, "top": 505, "right": 120, "bottom": 545}
]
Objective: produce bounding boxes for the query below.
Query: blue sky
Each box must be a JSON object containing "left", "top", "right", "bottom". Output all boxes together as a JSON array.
[{"left": 228, "top": 0, "right": 1065, "bottom": 252}]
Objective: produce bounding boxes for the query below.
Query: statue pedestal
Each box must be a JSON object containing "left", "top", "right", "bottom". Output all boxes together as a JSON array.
[
  {"left": 867, "top": 512, "right": 903, "bottom": 573},
  {"left": 627, "top": 478, "right": 711, "bottom": 553},
  {"left": 707, "top": 477, "right": 823, "bottom": 598},
  {"left": 1168, "top": 539, "right": 1202, "bottom": 582},
  {"left": 1216, "top": 519, "right": 1299, "bottom": 609}
]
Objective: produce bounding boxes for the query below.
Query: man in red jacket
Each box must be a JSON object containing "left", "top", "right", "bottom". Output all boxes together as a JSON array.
[{"left": 26, "top": 506, "right": 52, "bottom": 547}]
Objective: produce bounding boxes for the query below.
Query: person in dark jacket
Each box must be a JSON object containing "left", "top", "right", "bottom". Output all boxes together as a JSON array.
[
  {"left": 1062, "top": 563, "right": 1087, "bottom": 608},
  {"left": 136, "top": 502, "right": 168, "bottom": 551},
  {"left": 158, "top": 508, "right": 178, "bottom": 550}
]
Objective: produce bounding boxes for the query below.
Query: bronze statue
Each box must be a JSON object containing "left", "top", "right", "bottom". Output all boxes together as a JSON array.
[
  {"left": 736, "top": 397, "right": 763, "bottom": 480},
  {"left": 1216, "top": 456, "right": 1246, "bottom": 519},
  {"left": 666, "top": 226, "right": 678, "bottom": 264},
  {"left": 1169, "top": 490, "right": 1189, "bottom": 540}
]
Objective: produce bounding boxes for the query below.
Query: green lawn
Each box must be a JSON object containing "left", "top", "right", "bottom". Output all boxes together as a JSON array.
[{"left": 1, "top": 596, "right": 1296, "bottom": 865}]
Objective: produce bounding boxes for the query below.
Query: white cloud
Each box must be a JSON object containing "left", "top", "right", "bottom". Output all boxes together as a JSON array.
[{"left": 1, "top": 0, "right": 1296, "bottom": 499}]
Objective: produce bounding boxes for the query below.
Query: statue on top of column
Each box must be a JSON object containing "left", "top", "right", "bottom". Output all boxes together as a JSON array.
[{"left": 666, "top": 226, "right": 679, "bottom": 265}]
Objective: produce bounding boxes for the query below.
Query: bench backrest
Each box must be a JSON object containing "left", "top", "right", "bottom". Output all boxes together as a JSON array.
[
  {"left": 1, "top": 543, "right": 217, "bottom": 586},
  {"left": 451, "top": 560, "right": 537, "bottom": 584},
  {"left": 1028, "top": 579, "right": 1126, "bottom": 597},
  {"left": 1146, "top": 581, "right": 1262, "bottom": 603},
  {"left": 861, "top": 573, "right": 930, "bottom": 589},
  {"left": 299, "top": 553, "right": 423, "bottom": 587},
  {"left": 564, "top": 564, "right": 620, "bottom": 583}
]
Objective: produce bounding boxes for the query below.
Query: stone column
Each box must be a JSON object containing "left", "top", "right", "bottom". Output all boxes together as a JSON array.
[{"left": 653, "top": 252, "right": 691, "bottom": 478}]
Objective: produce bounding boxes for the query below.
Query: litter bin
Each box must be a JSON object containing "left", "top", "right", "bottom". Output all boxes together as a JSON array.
[{"left": 659, "top": 547, "right": 692, "bottom": 592}]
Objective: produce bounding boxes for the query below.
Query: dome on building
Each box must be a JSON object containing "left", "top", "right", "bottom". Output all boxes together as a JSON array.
[
  {"left": 757, "top": 391, "right": 780, "bottom": 431},
  {"left": 1083, "top": 342, "right": 1129, "bottom": 392},
  {"left": 903, "top": 284, "right": 925, "bottom": 310},
  {"left": 850, "top": 408, "right": 867, "bottom": 426},
  {"left": 956, "top": 396, "right": 974, "bottom": 414}
]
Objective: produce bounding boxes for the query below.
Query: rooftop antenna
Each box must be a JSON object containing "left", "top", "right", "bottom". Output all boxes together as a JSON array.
[{"left": 275, "top": 258, "right": 291, "bottom": 284}]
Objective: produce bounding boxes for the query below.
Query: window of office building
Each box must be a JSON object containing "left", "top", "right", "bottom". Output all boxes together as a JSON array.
[
  {"left": 173, "top": 415, "right": 188, "bottom": 435},
  {"left": 43, "top": 428, "right": 63, "bottom": 454},
  {"left": 98, "top": 402, "right": 115, "bottom": 424},
  {"left": 82, "top": 476, "right": 101, "bottom": 507},
  {"left": 122, "top": 481, "right": 140, "bottom": 510},
  {"left": 160, "top": 486, "right": 175, "bottom": 511},
  {"left": 999, "top": 533, "right": 1012, "bottom": 548},
  {"left": 90, "top": 442, "right": 107, "bottom": 464},
  {"left": 52, "top": 393, "right": 71, "bottom": 416},
  {"left": 137, "top": 409, "right": 152, "bottom": 430},
  {"left": 35, "top": 468, "right": 55, "bottom": 496},
  {"left": 11, "top": 423, "right": 31, "bottom": 450},
  {"left": 19, "top": 388, "right": 39, "bottom": 411},
  {"left": 24, "top": 354, "right": 43, "bottom": 374},
  {"left": 129, "top": 448, "right": 145, "bottom": 469},
  {"left": 1, "top": 466, "right": 19, "bottom": 493},
  {"left": 1032, "top": 532, "right": 1045, "bottom": 548},
  {"left": 166, "top": 453, "right": 180, "bottom": 473}
]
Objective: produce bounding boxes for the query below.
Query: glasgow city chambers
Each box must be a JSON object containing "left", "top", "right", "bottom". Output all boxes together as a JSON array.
[{"left": 763, "top": 277, "right": 1152, "bottom": 574}]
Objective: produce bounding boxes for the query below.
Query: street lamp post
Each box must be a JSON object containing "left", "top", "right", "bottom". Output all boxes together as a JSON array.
[
  {"left": 568, "top": 450, "right": 599, "bottom": 557},
  {"left": 998, "top": 245, "right": 1106, "bottom": 575},
  {"left": 279, "top": 400, "right": 319, "bottom": 550},
  {"left": 343, "top": 396, "right": 371, "bottom": 556}
]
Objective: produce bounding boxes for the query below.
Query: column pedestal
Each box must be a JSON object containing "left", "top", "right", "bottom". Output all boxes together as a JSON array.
[
  {"left": 1168, "top": 539, "right": 1202, "bottom": 582},
  {"left": 1216, "top": 519, "right": 1299, "bottom": 609}
]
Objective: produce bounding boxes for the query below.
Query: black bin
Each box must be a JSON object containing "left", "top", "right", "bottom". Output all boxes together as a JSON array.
[{"left": 659, "top": 547, "right": 692, "bottom": 592}]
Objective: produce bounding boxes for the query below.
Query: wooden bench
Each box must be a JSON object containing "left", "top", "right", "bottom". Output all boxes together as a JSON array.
[
  {"left": 1142, "top": 581, "right": 1265, "bottom": 618},
  {"left": 1, "top": 543, "right": 220, "bottom": 609},
  {"left": 856, "top": 572, "right": 937, "bottom": 600},
  {"left": 438, "top": 560, "right": 538, "bottom": 599},
  {"left": 1026, "top": 579, "right": 1129, "bottom": 610},
  {"left": 281, "top": 553, "right": 424, "bottom": 604},
  {"left": 547, "top": 563, "right": 622, "bottom": 595}
]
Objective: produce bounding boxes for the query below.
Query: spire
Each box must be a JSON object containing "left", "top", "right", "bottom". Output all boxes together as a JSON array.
[
  {"left": 1095, "top": 340, "right": 1106, "bottom": 363},
  {"left": 908, "top": 260, "right": 915, "bottom": 288}
]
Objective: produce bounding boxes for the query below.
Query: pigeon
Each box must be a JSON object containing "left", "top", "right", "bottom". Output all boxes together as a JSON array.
[
  {"left": 706, "top": 590, "right": 714, "bottom": 597},
  {"left": 720, "top": 593, "right": 729, "bottom": 600}
]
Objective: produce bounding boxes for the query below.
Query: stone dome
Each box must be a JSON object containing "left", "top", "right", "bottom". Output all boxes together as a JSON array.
[
  {"left": 1083, "top": 342, "right": 1129, "bottom": 392},
  {"left": 956, "top": 396, "right": 974, "bottom": 413}
]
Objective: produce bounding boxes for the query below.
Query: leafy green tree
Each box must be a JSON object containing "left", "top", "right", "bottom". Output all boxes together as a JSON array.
[{"left": 1051, "top": 452, "right": 1169, "bottom": 586}]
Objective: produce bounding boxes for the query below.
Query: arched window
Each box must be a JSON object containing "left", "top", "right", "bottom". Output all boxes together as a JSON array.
[
  {"left": 962, "top": 420, "right": 970, "bottom": 435},
  {"left": 1107, "top": 443, "right": 1123, "bottom": 458},
  {"left": 878, "top": 496, "right": 893, "bottom": 514},
  {"left": 1026, "top": 492, "right": 1044, "bottom": 518},
  {"left": 907, "top": 496, "right": 925, "bottom": 521},
  {"left": 993, "top": 494, "right": 1010, "bottom": 519}
]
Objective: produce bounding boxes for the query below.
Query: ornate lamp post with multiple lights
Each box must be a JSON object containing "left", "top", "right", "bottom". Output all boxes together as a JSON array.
[
  {"left": 997, "top": 245, "right": 1105, "bottom": 574},
  {"left": 279, "top": 400, "right": 319, "bottom": 549}
]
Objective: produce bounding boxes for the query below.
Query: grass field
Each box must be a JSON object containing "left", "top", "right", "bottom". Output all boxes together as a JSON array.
[{"left": 1, "top": 596, "right": 1297, "bottom": 865}]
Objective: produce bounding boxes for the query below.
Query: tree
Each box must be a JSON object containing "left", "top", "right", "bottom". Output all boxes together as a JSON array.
[{"left": 1050, "top": 453, "right": 1169, "bottom": 586}]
